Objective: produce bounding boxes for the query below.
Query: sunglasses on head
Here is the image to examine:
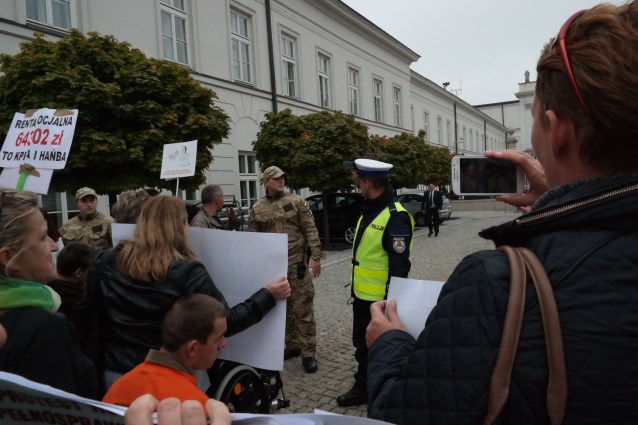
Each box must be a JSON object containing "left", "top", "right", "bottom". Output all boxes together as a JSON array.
[{"left": 552, "top": 9, "right": 589, "bottom": 115}]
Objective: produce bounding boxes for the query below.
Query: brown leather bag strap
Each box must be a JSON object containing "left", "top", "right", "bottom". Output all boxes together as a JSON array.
[
  {"left": 518, "top": 247, "right": 567, "bottom": 425},
  {"left": 484, "top": 246, "right": 567, "bottom": 425},
  {"left": 483, "top": 246, "right": 527, "bottom": 425}
]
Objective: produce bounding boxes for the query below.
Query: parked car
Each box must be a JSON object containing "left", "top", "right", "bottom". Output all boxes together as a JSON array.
[
  {"left": 306, "top": 193, "right": 363, "bottom": 244},
  {"left": 394, "top": 190, "right": 452, "bottom": 227}
]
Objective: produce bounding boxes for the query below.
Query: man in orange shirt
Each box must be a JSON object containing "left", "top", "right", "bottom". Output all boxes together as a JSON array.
[{"left": 103, "top": 294, "right": 227, "bottom": 407}]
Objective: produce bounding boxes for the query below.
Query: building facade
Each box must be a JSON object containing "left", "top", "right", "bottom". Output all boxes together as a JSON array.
[
  {"left": 0, "top": 0, "right": 508, "bottom": 225},
  {"left": 475, "top": 80, "right": 536, "bottom": 155}
]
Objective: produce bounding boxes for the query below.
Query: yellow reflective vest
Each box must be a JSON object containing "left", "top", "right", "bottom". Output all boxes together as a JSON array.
[{"left": 350, "top": 202, "right": 414, "bottom": 301}]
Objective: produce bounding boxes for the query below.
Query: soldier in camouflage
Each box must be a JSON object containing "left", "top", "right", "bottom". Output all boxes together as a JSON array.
[
  {"left": 59, "top": 187, "right": 114, "bottom": 251},
  {"left": 249, "top": 166, "right": 322, "bottom": 373}
]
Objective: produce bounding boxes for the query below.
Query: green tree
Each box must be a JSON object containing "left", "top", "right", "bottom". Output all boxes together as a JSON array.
[
  {"left": 0, "top": 30, "right": 230, "bottom": 195},
  {"left": 370, "top": 131, "right": 429, "bottom": 189},
  {"left": 423, "top": 144, "right": 455, "bottom": 187},
  {"left": 253, "top": 109, "right": 371, "bottom": 192},
  {"left": 253, "top": 109, "right": 371, "bottom": 246}
]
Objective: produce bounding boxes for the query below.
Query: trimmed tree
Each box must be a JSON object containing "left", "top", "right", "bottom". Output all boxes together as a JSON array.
[
  {"left": 253, "top": 109, "right": 371, "bottom": 245},
  {"left": 370, "top": 130, "right": 454, "bottom": 190},
  {"left": 0, "top": 30, "right": 230, "bottom": 197},
  {"left": 370, "top": 131, "right": 429, "bottom": 190}
]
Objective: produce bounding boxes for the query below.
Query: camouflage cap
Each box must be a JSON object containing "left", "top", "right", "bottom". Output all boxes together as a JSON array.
[
  {"left": 75, "top": 187, "right": 98, "bottom": 201},
  {"left": 262, "top": 166, "right": 286, "bottom": 182}
]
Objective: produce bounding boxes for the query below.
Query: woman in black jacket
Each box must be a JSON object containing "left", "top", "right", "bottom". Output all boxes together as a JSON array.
[
  {"left": 366, "top": 3, "right": 638, "bottom": 424},
  {"left": 87, "top": 195, "right": 289, "bottom": 390}
]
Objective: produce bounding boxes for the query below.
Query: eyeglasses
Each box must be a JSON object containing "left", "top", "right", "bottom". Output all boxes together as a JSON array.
[{"left": 553, "top": 9, "right": 589, "bottom": 114}]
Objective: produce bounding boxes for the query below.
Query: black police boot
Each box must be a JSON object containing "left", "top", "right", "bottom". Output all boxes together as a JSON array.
[
  {"left": 336, "top": 384, "right": 368, "bottom": 407},
  {"left": 302, "top": 357, "right": 318, "bottom": 373},
  {"left": 284, "top": 348, "right": 301, "bottom": 361}
]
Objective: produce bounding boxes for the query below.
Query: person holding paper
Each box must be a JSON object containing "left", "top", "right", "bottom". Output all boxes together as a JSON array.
[
  {"left": 337, "top": 158, "right": 414, "bottom": 408},
  {"left": 249, "top": 166, "right": 322, "bottom": 374},
  {"left": 104, "top": 294, "right": 227, "bottom": 407},
  {"left": 85, "top": 196, "right": 290, "bottom": 391},
  {"left": 366, "top": 4, "right": 638, "bottom": 423},
  {"left": 0, "top": 190, "right": 96, "bottom": 397}
]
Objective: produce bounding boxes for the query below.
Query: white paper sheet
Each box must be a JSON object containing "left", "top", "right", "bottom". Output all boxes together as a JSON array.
[
  {"left": 111, "top": 224, "right": 287, "bottom": 371},
  {"left": 386, "top": 276, "right": 445, "bottom": 339}
]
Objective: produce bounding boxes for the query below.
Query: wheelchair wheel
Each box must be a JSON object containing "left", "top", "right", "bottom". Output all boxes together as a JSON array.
[{"left": 214, "top": 364, "right": 269, "bottom": 413}]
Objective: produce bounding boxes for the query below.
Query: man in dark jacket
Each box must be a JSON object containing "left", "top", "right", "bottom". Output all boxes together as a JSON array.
[
  {"left": 365, "top": 4, "right": 638, "bottom": 424},
  {"left": 420, "top": 183, "right": 443, "bottom": 237}
]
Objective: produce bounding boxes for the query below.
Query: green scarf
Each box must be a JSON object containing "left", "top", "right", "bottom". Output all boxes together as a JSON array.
[{"left": 0, "top": 279, "right": 61, "bottom": 312}]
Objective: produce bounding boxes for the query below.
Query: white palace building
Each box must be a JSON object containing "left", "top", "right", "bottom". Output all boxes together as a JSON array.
[{"left": 0, "top": 0, "right": 532, "bottom": 224}]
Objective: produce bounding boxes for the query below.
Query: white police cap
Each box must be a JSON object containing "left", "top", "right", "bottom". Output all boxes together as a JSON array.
[{"left": 354, "top": 158, "right": 393, "bottom": 177}]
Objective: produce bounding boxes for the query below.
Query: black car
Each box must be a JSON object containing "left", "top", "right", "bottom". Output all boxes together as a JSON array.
[{"left": 306, "top": 193, "right": 363, "bottom": 244}]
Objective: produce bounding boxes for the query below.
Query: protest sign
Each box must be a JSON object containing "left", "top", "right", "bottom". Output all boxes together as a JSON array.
[
  {"left": 160, "top": 140, "right": 197, "bottom": 179},
  {"left": 0, "top": 108, "right": 78, "bottom": 170}
]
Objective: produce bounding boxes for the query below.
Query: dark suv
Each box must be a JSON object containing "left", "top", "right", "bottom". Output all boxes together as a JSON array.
[{"left": 306, "top": 193, "right": 363, "bottom": 244}]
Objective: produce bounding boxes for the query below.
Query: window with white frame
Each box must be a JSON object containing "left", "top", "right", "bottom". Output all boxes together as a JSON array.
[
  {"left": 373, "top": 78, "right": 383, "bottom": 122},
  {"left": 393, "top": 86, "right": 402, "bottom": 127},
  {"left": 318, "top": 53, "right": 331, "bottom": 108},
  {"left": 423, "top": 112, "right": 429, "bottom": 141},
  {"left": 238, "top": 153, "right": 258, "bottom": 208},
  {"left": 26, "top": 0, "right": 71, "bottom": 30},
  {"left": 463, "top": 126, "right": 467, "bottom": 146},
  {"left": 281, "top": 35, "right": 297, "bottom": 98},
  {"left": 437, "top": 117, "right": 442, "bottom": 144},
  {"left": 230, "top": 11, "right": 252, "bottom": 83},
  {"left": 347, "top": 67, "right": 360, "bottom": 116},
  {"left": 160, "top": 1, "right": 188, "bottom": 65},
  {"left": 446, "top": 120, "right": 451, "bottom": 146}
]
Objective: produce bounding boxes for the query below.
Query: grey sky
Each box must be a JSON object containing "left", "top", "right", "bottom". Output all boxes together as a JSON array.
[{"left": 341, "top": 0, "right": 625, "bottom": 105}]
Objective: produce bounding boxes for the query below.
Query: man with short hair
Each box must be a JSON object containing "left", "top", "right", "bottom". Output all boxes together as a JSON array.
[
  {"left": 190, "top": 184, "right": 240, "bottom": 230},
  {"left": 103, "top": 294, "right": 227, "bottom": 407},
  {"left": 337, "top": 158, "right": 414, "bottom": 407},
  {"left": 249, "top": 166, "right": 322, "bottom": 373},
  {"left": 420, "top": 183, "right": 443, "bottom": 237},
  {"left": 47, "top": 242, "right": 96, "bottom": 326},
  {"left": 59, "top": 187, "right": 114, "bottom": 251}
]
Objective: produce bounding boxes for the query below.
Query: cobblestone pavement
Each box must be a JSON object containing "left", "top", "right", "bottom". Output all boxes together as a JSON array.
[{"left": 277, "top": 210, "right": 520, "bottom": 417}]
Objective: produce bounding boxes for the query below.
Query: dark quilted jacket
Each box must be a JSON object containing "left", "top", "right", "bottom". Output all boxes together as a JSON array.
[{"left": 368, "top": 176, "right": 638, "bottom": 424}]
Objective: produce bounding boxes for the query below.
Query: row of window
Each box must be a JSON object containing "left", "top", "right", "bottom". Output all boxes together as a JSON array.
[
  {"left": 25, "top": 1, "right": 403, "bottom": 127},
  {"left": 279, "top": 31, "right": 404, "bottom": 126},
  {"left": 423, "top": 112, "right": 504, "bottom": 153}
]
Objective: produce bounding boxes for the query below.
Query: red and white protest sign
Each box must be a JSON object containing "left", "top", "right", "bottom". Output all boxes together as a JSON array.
[{"left": 0, "top": 108, "right": 78, "bottom": 169}]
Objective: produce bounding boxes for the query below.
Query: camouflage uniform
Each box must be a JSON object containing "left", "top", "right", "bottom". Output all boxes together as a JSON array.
[
  {"left": 59, "top": 212, "right": 114, "bottom": 251},
  {"left": 249, "top": 192, "right": 322, "bottom": 357}
]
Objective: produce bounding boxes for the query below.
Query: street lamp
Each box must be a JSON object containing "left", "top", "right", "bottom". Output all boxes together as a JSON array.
[{"left": 455, "top": 137, "right": 464, "bottom": 154}]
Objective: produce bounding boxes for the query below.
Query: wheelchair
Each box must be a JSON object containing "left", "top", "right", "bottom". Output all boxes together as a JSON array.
[{"left": 206, "top": 359, "right": 290, "bottom": 414}]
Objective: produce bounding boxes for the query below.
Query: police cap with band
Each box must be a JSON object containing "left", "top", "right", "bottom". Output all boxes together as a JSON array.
[{"left": 353, "top": 158, "right": 393, "bottom": 177}]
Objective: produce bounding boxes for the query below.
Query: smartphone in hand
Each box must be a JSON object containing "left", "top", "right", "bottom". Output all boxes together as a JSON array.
[{"left": 451, "top": 155, "right": 526, "bottom": 196}]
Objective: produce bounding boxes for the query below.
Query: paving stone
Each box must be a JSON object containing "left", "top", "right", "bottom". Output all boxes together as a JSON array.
[{"left": 277, "top": 210, "right": 520, "bottom": 417}]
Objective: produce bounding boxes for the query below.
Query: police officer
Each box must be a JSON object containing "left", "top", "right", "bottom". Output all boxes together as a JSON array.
[
  {"left": 337, "top": 158, "right": 414, "bottom": 407},
  {"left": 59, "top": 187, "right": 114, "bottom": 251},
  {"left": 248, "top": 166, "right": 322, "bottom": 373}
]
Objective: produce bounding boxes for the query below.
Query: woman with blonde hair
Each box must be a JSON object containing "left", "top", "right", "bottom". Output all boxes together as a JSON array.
[
  {"left": 0, "top": 190, "right": 96, "bottom": 397},
  {"left": 88, "top": 195, "right": 289, "bottom": 390}
]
